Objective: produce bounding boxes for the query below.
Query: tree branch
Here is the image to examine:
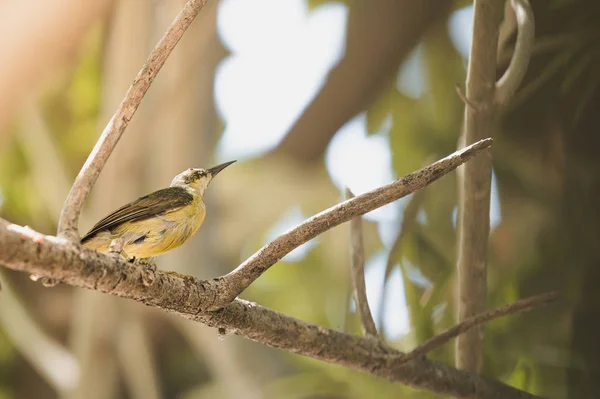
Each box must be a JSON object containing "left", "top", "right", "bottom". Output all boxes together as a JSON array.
[
  {"left": 212, "top": 139, "right": 493, "bottom": 310},
  {"left": 456, "top": 0, "right": 504, "bottom": 375},
  {"left": 345, "top": 189, "right": 378, "bottom": 337},
  {"left": 495, "top": 0, "right": 535, "bottom": 106},
  {"left": 0, "top": 219, "right": 544, "bottom": 398},
  {"left": 56, "top": 0, "right": 209, "bottom": 240},
  {"left": 401, "top": 292, "right": 558, "bottom": 365}
]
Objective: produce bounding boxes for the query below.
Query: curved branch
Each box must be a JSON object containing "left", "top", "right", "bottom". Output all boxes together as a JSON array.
[
  {"left": 0, "top": 219, "right": 544, "bottom": 399},
  {"left": 56, "top": 0, "right": 209, "bottom": 240},
  {"left": 212, "top": 139, "right": 493, "bottom": 310},
  {"left": 495, "top": 0, "right": 535, "bottom": 105},
  {"left": 346, "top": 189, "right": 378, "bottom": 337}
]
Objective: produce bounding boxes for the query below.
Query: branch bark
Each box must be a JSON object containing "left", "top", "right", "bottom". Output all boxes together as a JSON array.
[
  {"left": 213, "top": 139, "right": 493, "bottom": 310},
  {"left": 56, "top": 0, "right": 209, "bottom": 240},
  {"left": 346, "top": 189, "right": 378, "bottom": 337},
  {"left": 456, "top": 0, "right": 504, "bottom": 376},
  {"left": 402, "top": 292, "right": 558, "bottom": 365},
  {"left": 456, "top": 0, "right": 535, "bottom": 377},
  {"left": 0, "top": 219, "right": 544, "bottom": 398}
]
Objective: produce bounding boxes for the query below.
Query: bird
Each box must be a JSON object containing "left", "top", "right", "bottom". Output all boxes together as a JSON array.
[{"left": 81, "top": 160, "right": 236, "bottom": 260}]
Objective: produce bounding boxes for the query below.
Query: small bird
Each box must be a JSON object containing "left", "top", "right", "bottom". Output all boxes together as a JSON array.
[{"left": 81, "top": 161, "right": 235, "bottom": 260}]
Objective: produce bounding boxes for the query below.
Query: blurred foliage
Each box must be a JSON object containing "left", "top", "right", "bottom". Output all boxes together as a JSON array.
[{"left": 1, "top": 0, "right": 599, "bottom": 397}]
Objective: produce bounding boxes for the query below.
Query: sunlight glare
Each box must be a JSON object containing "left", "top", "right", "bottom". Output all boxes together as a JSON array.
[
  {"left": 365, "top": 251, "right": 409, "bottom": 340},
  {"left": 265, "top": 205, "right": 317, "bottom": 262},
  {"left": 448, "top": 5, "right": 474, "bottom": 60},
  {"left": 215, "top": 0, "right": 348, "bottom": 161},
  {"left": 325, "top": 114, "right": 399, "bottom": 222}
]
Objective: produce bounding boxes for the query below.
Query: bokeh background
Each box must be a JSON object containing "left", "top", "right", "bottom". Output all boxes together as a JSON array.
[{"left": 0, "top": 0, "right": 599, "bottom": 398}]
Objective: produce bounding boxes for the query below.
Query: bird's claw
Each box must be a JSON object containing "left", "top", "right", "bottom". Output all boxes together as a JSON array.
[{"left": 131, "top": 257, "right": 157, "bottom": 272}]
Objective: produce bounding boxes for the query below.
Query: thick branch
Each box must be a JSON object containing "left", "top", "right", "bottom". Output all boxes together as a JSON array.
[
  {"left": 213, "top": 139, "right": 493, "bottom": 310},
  {"left": 56, "top": 0, "right": 209, "bottom": 240},
  {"left": 346, "top": 189, "right": 378, "bottom": 337},
  {"left": 495, "top": 0, "right": 535, "bottom": 106},
  {"left": 272, "top": 0, "right": 449, "bottom": 163},
  {"left": 401, "top": 292, "right": 558, "bottom": 364},
  {"left": 456, "top": 0, "right": 504, "bottom": 374},
  {"left": 0, "top": 220, "right": 544, "bottom": 398}
]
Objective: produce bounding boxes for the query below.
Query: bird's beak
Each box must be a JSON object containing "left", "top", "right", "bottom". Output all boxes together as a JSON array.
[{"left": 207, "top": 160, "right": 236, "bottom": 177}]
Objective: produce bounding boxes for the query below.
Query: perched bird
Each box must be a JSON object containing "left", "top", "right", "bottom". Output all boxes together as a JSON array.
[{"left": 81, "top": 161, "right": 236, "bottom": 260}]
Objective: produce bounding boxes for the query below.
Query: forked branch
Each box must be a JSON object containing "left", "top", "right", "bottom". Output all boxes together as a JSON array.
[
  {"left": 211, "top": 139, "right": 493, "bottom": 310},
  {"left": 402, "top": 292, "right": 558, "bottom": 364},
  {"left": 0, "top": 217, "right": 545, "bottom": 399},
  {"left": 56, "top": 0, "right": 209, "bottom": 240}
]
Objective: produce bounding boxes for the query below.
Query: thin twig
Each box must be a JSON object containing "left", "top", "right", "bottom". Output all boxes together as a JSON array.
[
  {"left": 0, "top": 219, "right": 545, "bottom": 399},
  {"left": 56, "top": 0, "right": 209, "bottom": 240},
  {"left": 495, "top": 0, "right": 535, "bottom": 106},
  {"left": 456, "top": 0, "right": 504, "bottom": 374},
  {"left": 211, "top": 138, "right": 493, "bottom": 310},
  {"left": 401, "top": 292, "right": 558, "bottom": 364},
  {"left": 345, "top": 188, "right": 378, "bottom": 337},
  {"left": 455, "top": 84, "right": 479, "bottom": 112}
]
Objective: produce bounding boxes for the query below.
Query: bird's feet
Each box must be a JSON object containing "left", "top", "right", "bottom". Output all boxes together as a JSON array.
[
  {"left": 108, "top": 239, "right": 128, "bottom": 261},
  {"left": 129, "top": 257, "right": 157, "bottom": 272}
]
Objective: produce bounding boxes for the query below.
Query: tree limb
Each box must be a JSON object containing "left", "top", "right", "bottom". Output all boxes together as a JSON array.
[
  {"left": 0, "top": 219, "right": 544, "bottom": 398},
  {"left": 456, "top": 0, "right": 504, "bottom": 375},
  {"left": 56, "top": 0, "right": 209, "bottom": 240},
  {"left": 345, "top": 189, "right": 378, "bottom": 337},
  {"left": 495, "top": 0, "right": 535, "bottom": 106},
  {"left": 401, "top": 292, "right": 558, "bottom": 365},
  {"left": 272, "top": 0, "right": 449, "bottom": 163},
  {"left": 212, "top": 139, "right": 493, "bottom": 310}
]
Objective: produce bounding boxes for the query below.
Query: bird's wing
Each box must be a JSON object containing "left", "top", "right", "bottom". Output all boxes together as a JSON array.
[{"left": 81, "top": 186, "right": 194, "bottom": 242}]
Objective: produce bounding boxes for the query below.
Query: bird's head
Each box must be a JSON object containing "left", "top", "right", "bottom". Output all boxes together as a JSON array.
[{"left": 170, "top": 160, "right": 236, "bottom": 196}]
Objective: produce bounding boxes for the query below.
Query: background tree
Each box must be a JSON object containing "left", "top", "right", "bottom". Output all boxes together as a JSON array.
[{"left": 0, "top": 0, "right": 593, "bottom": 398}]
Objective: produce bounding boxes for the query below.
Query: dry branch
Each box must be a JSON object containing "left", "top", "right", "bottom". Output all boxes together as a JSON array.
[
  {"left": 0, "top": 0, "right": 544, "bottom": 396},
  {"left": 346, "top": 189, "right": 378, "bottom": 337},
  {"left": 56, "top": 0, "right": 209, "bottom": 240},
  {"left": 456, "top": 0, "right": 535, "bottom": 375},
  {"left": 402, "top": 292, "right": 558, "bottom": 364},
  {"left": 212, "top": 139, "right": 493, "bottom": 310},
  {"left": 456, "top": 0, "right": 504, "bottom": 374},
  {"left": 0, "top": 218, "right": 544, "bottom": 398}
]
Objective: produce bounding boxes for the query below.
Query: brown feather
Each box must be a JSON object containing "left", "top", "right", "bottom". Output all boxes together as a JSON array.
[{"left": 81, "top": 187, "right": 194, "bottom": 243}]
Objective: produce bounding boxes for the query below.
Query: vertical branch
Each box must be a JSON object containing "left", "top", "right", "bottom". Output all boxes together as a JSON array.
[
  {"left": 455, "top": 0, "right": 504, "bottom": 375},
  {"left": 56, "top": 0, "right": 209, "bottom": 240},
  {"left": 456, "top": 0, "right": 534, "bottom": 378},
  {"left": 345, "top": 189, "right": 378, "bottom": 337}
]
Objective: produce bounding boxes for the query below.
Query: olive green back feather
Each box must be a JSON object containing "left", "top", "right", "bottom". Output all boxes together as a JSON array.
[{"left": 81, "top": 187, "right": 194, "bottom": 243}]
